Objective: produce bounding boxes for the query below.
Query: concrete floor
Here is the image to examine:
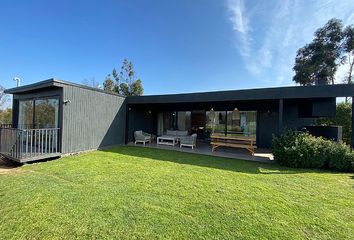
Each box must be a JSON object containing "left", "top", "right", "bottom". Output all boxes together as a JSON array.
[{"left": 128, "top": 141, "right": 274, "bottom": 163}]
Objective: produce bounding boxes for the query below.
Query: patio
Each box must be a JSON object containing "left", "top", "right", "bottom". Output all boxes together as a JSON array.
[{"left": 128, "top": 140, "right": 274, "bottom": 163}]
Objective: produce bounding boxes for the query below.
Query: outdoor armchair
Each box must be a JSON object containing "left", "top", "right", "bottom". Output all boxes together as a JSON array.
[
  {"left": 134, "top": 130, "right": 152, "bottom": 145},
  {"left": 180, "top": 133, "right": 197, "bottom": 149}
]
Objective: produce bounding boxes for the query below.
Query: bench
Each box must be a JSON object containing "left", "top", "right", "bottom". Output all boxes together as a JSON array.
[{"left": 210, "top": 135, "right": 256, "bottom": 155}]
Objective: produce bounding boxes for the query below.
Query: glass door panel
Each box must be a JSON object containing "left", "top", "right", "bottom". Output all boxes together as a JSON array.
[
  {"left": 227, "top": 110, "right": 257, "bottom": 137},
  {"left": 206, "top": 110, "right": 226, "bottom": 136},
  {"left": 18, "top": 100, "right": 34, "bottom": 129},
  {"left": 35, "top": 98, "right": 59, "bottom": 128}
]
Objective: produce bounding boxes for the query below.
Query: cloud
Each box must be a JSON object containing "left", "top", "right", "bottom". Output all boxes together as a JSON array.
[
  {"left": 226, "top": 0, "right": 251, "bottom": 57},
  {"left": 225, "top": 0, "right": 354, "bottom": 85}
]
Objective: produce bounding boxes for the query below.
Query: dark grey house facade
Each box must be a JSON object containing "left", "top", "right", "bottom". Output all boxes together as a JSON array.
[
  {"left": 1, "top": 79, "right": 126, "bottom": 162},
  {"left": 1, "top": 78, "right": 354, "bottom": 162}
]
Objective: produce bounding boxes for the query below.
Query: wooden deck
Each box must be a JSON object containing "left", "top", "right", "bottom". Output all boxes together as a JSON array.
[{"left": 0, "top": 126, "right": 61, "bottom": 163}]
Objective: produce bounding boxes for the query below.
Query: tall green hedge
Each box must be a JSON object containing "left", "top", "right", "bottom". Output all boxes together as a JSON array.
[{"left": 272, "top": 129, "right": 354, "bottom": 172}]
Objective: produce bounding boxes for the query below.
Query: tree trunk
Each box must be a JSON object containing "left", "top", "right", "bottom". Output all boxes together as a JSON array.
[{"left": 348, "top": 53, "right": 354, "bottom": 84}]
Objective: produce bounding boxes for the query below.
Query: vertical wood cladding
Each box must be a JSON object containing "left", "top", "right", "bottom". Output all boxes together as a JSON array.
[{"left": 61, "top": 85, "right": 126, "bottom": 154}]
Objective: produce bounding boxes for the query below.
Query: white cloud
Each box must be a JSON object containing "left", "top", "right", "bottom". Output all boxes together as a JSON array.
[
  {"left": 226, "top": 0, "right": 251, "bottom": 57},
  {"left": 225, "top": 0, "right": 354, "bottom": 85}
]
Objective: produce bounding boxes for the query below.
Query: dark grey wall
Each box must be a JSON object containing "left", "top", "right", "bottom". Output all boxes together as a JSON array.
[
  {"left": 257, "top": 110, "right": 278, "bottom": 148},
  {"left": 312, "top": 98, "right": 336, "bottom": 117},
  {"left": 127, "top": 97, "right": 336, "bottom": 148},
  {"left": 127, "top": 109, "right": 156, "bottom": 142},
  {"left": 61, "top": 85, "right": 126, "bottom": 154},
  {"left": 9, "top": 82, "right": 338, "bottom": 151},
  {"left": 283, "top": 100, "right": 316, "bottom": 130}
]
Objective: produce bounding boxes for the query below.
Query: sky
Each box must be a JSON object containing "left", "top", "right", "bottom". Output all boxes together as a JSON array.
[{"left": 0, "top": 0, "right": 354, "bottom": 95}]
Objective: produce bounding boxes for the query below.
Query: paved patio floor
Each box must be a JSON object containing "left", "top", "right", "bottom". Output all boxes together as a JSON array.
[{"left": 127, "top": 141, "right": 274, "bottom": 163}]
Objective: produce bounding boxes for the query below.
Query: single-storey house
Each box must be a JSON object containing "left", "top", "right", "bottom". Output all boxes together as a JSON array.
[{"left": 1, "top": 78, "right": 354, "bottom": 162}]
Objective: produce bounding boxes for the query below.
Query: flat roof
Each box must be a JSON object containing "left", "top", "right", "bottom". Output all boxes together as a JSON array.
[
  {"left": 127, "top": 84, "right": 354, "bottom": 104},
  {"left": 4, "top": 78, "right": 125, "bottom": 97},
  {"left": 5, "top": 79, "right": 354, "bottom": 103}
]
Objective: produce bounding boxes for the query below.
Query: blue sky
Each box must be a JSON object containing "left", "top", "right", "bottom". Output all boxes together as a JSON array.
[{"left": 0, "top": 0, "right": 354, "bottom": 95}]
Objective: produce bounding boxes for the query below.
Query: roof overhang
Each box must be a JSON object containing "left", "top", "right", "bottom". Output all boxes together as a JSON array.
[
  {"left": 127, "top": 84, "right": 354, "bottom": 104},
  {"left": 4, "top": 78, "right": 125, "bottom": 97},
  {"left": 5, "top": 79, "right": 354, "bottom": 103},
  {"left": 4, "top": 78, "right": 57, "bottom": 94}
]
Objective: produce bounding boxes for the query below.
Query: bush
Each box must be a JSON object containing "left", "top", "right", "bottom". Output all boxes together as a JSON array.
[{"left": 272, "top": 129, "right": 354, "bottom": 172}]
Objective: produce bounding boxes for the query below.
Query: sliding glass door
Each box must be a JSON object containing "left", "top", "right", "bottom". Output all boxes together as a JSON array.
[
  {"left": 206, "top": 109, "right": 257, "bottom": 138},
  {"left": 18, "top": 98, "right": 59, "bottom": 129},
  {"left": 157, "top": 109, "right": 257, "bottom": 139},
  {"left": 35, "top": 99, "right": 59, "bottom": 128},
  {"left": 226, "top": 110, "right": 256, "bottom": 137},
  {"left": 157, "top": 111, "right": 192, "bottom": 135}
]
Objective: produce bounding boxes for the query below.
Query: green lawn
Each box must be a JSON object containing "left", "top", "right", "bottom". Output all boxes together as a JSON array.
[{"left": 0, "top": 146, "right": 353, "bottom": 239}]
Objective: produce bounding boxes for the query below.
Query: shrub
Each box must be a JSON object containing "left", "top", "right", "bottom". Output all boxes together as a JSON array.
[{"left": 272, "top": 129, "right": 354, "bottom": 172}]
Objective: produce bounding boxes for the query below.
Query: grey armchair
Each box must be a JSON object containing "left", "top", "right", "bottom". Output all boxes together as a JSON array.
[
  {"left": 134, "top": 130, "right": 152, "bottom": 145},
  {"left": 180, "top": 133, "right": 197, "bottom": 149}
]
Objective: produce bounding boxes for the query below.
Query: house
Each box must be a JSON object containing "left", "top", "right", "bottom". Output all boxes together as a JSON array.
[{"left": 1, "top": 78, "right": 353, "bottom": 163}]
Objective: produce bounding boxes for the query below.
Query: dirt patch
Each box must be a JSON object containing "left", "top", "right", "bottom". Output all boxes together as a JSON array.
[{"left": 0, "top": 157, "right": 21, "bottom": 174}]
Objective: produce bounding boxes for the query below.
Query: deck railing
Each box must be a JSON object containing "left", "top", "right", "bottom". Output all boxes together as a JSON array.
[
  {"left": 0, "top": 127, "right": 60, "bottom": 161},
  {"left": 0, "top": 124, "right": 14, "bottom": 129}
]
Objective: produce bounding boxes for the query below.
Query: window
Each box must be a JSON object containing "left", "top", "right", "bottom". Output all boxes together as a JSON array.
[
  {"left": 206, "top": 110, "right": 226, "bottom": 136},
  {"left": 18, "top": 98, "right": 59, "bottom": 129},
  {"left": 227, "top": 110, "right": 256, "bottom": 137},
  {"left": 177, "top": 111, "right": 191, "bottom": 131},
  {"left": 18, "top": 100, "right": 34, "bottom": 129},
  {"left": 206, "top": 109, "right": 257, "bottom": 138},
  {"left": 35, "top": 98, "right": 59, "bottom": 128},
  {"left": 163, "top": 111, "right": 177, "bottom": 131}
]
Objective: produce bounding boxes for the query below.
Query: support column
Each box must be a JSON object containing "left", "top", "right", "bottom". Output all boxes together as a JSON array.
[
  {"left": 351, "top": 98, "right": 354, "bottom": 149},
  {"left": 278, "top": 99, "right": 283, "bottom": 133}
]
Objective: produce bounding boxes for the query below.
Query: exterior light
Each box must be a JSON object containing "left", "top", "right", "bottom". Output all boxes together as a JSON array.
[
  {"left": 232, "top": 107, "right": 240, "bottom": 120},
  {"left": 63, "top": 99, "right": 71, "bottom": 105}
]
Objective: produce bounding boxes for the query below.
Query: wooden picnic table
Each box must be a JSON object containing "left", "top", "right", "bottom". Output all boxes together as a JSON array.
[{"left": 210, "top": 134, "right": 256, "bottom": 155}]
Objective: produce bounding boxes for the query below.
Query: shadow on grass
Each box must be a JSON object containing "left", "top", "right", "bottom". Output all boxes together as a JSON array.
[
  {"left": 100, "top": 146, "right": 333, "bottom": 175},
  {"left": 0, "top": 157, "right": 22, "bottom": 174}
]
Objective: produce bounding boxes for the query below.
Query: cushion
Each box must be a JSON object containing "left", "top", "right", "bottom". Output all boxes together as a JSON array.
[
  {"left": 135, "top": 130, "right": 143, "bottom": 135},
  {"left": 166, "top": 130, "right": 176, "bottom": 135},
  {"left": 176, "top": 130, "right": 188, "bottom": 136}
]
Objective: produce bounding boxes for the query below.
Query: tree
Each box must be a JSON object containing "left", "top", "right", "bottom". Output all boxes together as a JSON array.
[
  {"left": 343, "top": 25, "right": 354, "bottom": 85},
  {"left": 0, "top": 84, "right": 9, "bottom": 108},
  {"left": 293, "top": 19, "right": 344, "bottom": 85},
  {"left": 82, "top": 77, "right": 100, "bottom": 88},
  {"left": 0, "top": 108, "right": 12, "bottom": 124},
  {"left": 0, "top": 85, "right": 11, "bottom": 124},
  {"left": 103, "top": 74, "right": 116, "bottom": 92},
  {"left": 104, "top": 59, "right": 143, "bottom": 96}
]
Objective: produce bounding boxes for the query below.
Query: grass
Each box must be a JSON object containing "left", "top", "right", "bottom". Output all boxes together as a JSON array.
[{"left": 0, "top": 146, "right": 353, "bottom": 239}]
